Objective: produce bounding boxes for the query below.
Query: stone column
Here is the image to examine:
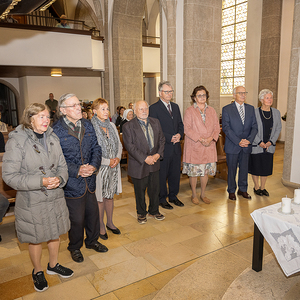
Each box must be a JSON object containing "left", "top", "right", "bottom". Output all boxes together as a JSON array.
[
  {"left": 112, "top": 0, "right": 145, "bottom": 107},
  {"left": 183, "top": 0, "right": 222, "bottom": 115},
  {"left": 283, "top": 0, "right": 300, "bottom": 186},
  {"left": 258, "top": 0, "right": 282, "bottom": 108}
]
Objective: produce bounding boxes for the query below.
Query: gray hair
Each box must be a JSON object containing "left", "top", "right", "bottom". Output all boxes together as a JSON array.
[
  {"left": 258, "top": 89, "right": 273, "bottom": 103},
  {"left": 233, "top": 86, "right": 245, "bottom": 95},
  {"left": 58, "top": 93, "right": 77, "bottom": 116},
  {"left": 158, "top": 80, "right": 173, "bottom": 92},
  {"left": 133, "top": 100, "right": 149, "bottom": 110}
]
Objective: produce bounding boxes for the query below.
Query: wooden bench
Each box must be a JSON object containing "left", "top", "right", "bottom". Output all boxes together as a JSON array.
[
  {"left": 0, "top": 161, "right": 16, "bottom": 203},
  {"left": 215, "top": 130, "right": 228, "bottom": 181}
]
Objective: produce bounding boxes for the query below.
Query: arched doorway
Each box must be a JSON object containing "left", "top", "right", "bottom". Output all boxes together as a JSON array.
[{"left": 0, "top": 83, "right": 19, "bottom": 127}]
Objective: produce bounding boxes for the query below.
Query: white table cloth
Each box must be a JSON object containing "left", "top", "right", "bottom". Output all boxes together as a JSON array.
[{"left": 251, "top": 202, "right": 300, "bottom": 276}]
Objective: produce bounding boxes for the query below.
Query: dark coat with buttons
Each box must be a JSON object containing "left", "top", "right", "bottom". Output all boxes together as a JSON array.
[{"left": 52, "top": 117, "right": 102, "bottom": 198}]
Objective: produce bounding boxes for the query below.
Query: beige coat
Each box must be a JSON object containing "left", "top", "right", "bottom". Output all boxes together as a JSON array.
[{"left": 183, "top": 105, "right": 220, "bottom": 164}]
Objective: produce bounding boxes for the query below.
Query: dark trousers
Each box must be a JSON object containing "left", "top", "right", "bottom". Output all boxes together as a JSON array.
[
  {"left": 159, "top": 151, "right": 181, "bottom": 203},
  {"left": 226, "top": 151, "right": 250, "bottom": 193},
  {"left": 66, "top": 190, "right": 100, "bottom": 251},
  {"left": 0, "top": 193, "right": 9, "bottom": 222},
  {"left": 132, "top": 171, "right": 160, "bottom": 216}
]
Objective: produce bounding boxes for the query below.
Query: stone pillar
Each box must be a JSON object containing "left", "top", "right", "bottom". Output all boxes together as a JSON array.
[
  {"left": 112, "top": 0, "right": 145, "bottom": 107},
  {"left": 160, "top": 0, "right": 221, "bottom": 115},
  {"left": 183, "top": 0, "right": 222, "bottom": 115},
  {"left": 258, "top": 0, "right": 282, "bottom": 108},
  {"left": 283, "top": 0, "right": 300, "bottom": 186},
  {"left": 160, "top": 0, "right": 177, "bottom": 102}
]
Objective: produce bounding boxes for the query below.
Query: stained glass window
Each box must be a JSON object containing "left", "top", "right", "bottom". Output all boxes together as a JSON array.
[{"left": 221, "top": 0, "right": 248, "bottom": 95}]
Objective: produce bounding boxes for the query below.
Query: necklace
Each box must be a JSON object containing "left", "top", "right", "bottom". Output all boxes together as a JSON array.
[{"left": 261, "top": 108, "right": 271, "bottom": 120}]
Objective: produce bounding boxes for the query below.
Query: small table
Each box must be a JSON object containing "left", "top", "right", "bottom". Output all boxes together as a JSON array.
[{"left": 251, "top": 202, "right": 300, "bottom": 277}]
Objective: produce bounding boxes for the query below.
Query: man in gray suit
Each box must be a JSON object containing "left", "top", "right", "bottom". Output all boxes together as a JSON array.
[{"left": 122, "top": 101, "right": 166, "bottom": 224}]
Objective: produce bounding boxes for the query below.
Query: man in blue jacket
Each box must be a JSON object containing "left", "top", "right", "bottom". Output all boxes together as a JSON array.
[
  {"left": 53, "top": 93, "right": 107, "bottom": 263},
  {"left": 222, "top": 86, "right": 258, "bottom": 200}
]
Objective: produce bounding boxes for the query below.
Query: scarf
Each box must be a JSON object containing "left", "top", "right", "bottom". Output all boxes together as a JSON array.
[{"left": 91, "top": 115, "right": 119, "bottom": 158}]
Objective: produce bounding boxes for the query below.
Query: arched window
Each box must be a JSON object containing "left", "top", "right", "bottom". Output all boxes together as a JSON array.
[
  {"left": 0, "top": 83, "right": 18, "bottom": 127},
  {"left": 221, "top": 0, "right": 248, "bottom": 95}
]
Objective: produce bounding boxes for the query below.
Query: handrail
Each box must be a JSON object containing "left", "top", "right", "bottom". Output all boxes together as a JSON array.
[
  {"left": 0, "top": 14, "right": 101, "bottom": 38},
  {"left": 142, "top": 35, "right": 160, "bottom": 45}
]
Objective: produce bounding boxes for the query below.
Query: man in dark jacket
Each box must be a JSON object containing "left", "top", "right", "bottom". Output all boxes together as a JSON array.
[
  {"left": 149, "top": 81, "right": 184, "bottom": 209},
  {"left": 53, "top": 93, "right": 108, "bottom": 263},
  {"left": 123, "top": 100, "right": 165, "bottom": 224}
]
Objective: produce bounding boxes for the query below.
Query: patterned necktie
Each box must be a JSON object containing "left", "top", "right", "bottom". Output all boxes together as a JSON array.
[
  {"left": 167, "top": 104, "right": 173, "bottom": 117},
  {"left": 239, "top": 105, "right": 245, "bottom": 125}
]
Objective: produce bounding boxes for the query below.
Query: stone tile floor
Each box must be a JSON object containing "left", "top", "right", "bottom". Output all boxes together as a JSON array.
[{"left": 0, "top": 143, "right": 297, "bottom": 299}]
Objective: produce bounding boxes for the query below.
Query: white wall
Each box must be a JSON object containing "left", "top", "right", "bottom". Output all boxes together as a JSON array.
[
  {"left": 16, "top": 76, "right": 101, "bottom": 118},
  {"left": 0, "top": 27, "right": 104, "bottom": 70},
  {"left": 143, "top": 46, "right": 160, "bottom": 73}
]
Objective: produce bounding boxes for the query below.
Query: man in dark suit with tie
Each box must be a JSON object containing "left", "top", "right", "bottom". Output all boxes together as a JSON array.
[
  {"left": 122, "top": 100, "right": 166, "bottom": 224},
  {"left": 222, "top": 86, "right": 258, "bottom": 200},
  {"left": 149, "top": 81, "right": 184, "bottom": 209}
]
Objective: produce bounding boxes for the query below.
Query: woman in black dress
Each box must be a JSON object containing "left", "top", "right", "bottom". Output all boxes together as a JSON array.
[{"left": 249, "top": 89, "right": 282, "bottom": 196}]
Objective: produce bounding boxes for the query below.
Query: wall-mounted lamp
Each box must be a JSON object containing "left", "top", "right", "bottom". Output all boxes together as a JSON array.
[{"left": 51, "top": 69, "right": 62, "bottom": 77}]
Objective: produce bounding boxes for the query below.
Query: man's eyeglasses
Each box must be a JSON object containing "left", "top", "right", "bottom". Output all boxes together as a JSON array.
[
  {"left": 61, "top": 103, "right": 81, "bottom": 108},
  {"left": 162, "top": 90, "right": 174, "bottom": 95},
  {"left": 236, "top": 92, "right": 248, "bottom": 96}
]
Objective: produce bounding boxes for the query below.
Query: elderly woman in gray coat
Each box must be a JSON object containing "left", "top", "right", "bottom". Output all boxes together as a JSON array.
[
  {"left": 248, "top": 89, "right": 282, "bottom": 196},
  {"left": 2, "top": 103, "right": 73, "bottom": 292}
]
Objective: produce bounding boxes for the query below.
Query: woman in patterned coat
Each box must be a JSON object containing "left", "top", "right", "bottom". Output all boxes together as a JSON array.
[{"left": 91, "top": 98, "right": 122, "bottom": 240}]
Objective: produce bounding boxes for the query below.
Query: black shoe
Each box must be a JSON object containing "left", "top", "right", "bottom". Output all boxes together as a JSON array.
[
  {"left": 253, "top": 188, "right": 263, "bottom": 196},
  {"left": 86, "top": 241, "right": 108, "bottom": 252},
  {"left": 237, "top": 190, "right": 252, "bottom": 199},
  {"left": 106, "top": 225, "right": 121, "bottom": 235},
  {"left": 159, "top": 202, "right": 173, "bottom": 210},
  {"left": 169, "top": 198, "right": 184, "bottom": 207},
  {"left": 46, "top": 263, "right": 74, "bottom": 278},
  {"left": 99, "top": 232, "right": 108, "bottom": 240},
  {"left": 70, "top": 249, "right": 84, "bottom": 263},
  {"left": 32, "top": 270, "right": 49, "bottom": 292},
  {"left": 261, "top": 189, "right": 269, "bottom": 196},
  {"left": 229, "top": 193, "right": 236, "bottom": 200}
]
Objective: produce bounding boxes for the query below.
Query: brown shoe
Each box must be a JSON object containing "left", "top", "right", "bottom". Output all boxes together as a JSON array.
[
  {"left": 200, "top": 196, "right": 210, "bottom": 204},
  {"left": 191, "top": 196, "right": 199, "bottom": 205},
  {"left": 237, "top": 190, "right": 251, "bottom": 199},
  {"left": 228, "top": 193, "right": 236, "bottom": 200}
]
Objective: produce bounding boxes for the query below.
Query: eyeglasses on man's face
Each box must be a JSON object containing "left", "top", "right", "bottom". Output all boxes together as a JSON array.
[
  {"left": 236, "top": 92, "right": 248, "bottom": 96},
  {"left": 162, "top": 90, "right": 174, "bottom": 95},
  {"left": 61, "top": 103, "right": 81, "bottom": 109}
]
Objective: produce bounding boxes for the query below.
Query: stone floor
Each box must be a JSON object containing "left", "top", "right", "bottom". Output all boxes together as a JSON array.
[{"left": 0, "top": 143, "right": 298, "bottom": 300}]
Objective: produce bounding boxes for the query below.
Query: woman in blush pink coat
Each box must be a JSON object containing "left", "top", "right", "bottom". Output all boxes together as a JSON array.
[{"left": 182, "top": 86, "right": 220, "bottom": 205}]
